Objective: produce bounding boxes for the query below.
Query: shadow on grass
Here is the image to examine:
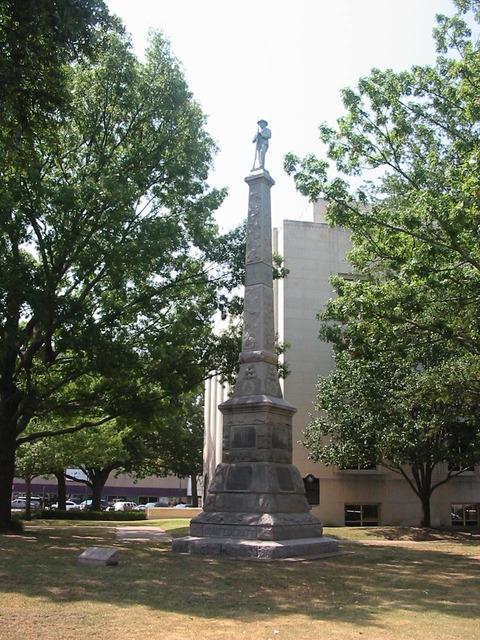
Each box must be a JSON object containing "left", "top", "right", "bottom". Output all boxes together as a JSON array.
[
  {"left": 0, "top": 522, "right": 479, "bottom": 630},
  {"left": 326, "top": 525, "right": 480, "bottom": 542}
]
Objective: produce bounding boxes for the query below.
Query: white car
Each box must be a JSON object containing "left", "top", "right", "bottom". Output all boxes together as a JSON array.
[
  {"left": 112, "top": 501, "right": 137, "bottom": 511},
  {"left": 51, "top": 500, "right": 81, "bottom": 511},
  {"left": 11, "top": 498, "right": 42, "bottom": 511}
]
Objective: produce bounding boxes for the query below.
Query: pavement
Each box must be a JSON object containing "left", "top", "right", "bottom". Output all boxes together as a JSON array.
[{"left": 115, "top": 526, "right": 173, "bottom": 542}]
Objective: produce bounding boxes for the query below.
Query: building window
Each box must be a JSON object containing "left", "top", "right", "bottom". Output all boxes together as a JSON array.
[
  {"left": 342, "top": 461, "right": 377, "bottom": 471},
  {"left": 448, "top": 463, "right": 475, "bottom": 472},
  {"left": 345, "top": 504, "right": 379, "bottom": 526},
  {"left": 451, "top": 504, "right": 478, "bottom": 526},
  {"left": 303, "top": 474, "right": 319, "bottom": 506},
  {"left": 139, "top": 496, "right": 159, "bottom": 505}
]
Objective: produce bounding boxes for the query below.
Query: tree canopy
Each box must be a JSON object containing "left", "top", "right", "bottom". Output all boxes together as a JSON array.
[
  {"left": 304, "top": 344, "right": 480, "bottom": 526},
  {"left": 285, "top": 0, "right": 480, "bottom": 359},
  {"left": 285, "top": 0, "right": 480, "bottom": 526},
  {"left": 0, "top": 9, "right": 242, "bottom": 531}
]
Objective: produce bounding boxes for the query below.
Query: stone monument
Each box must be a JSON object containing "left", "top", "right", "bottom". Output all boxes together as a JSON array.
[{"left": 172, "top": 122, "right": 339, "bottom": 559}]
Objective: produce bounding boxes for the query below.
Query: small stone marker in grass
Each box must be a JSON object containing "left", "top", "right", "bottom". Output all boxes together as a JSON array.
[{"left": 78, "top": 547, "right": 118, "bottom": 566}]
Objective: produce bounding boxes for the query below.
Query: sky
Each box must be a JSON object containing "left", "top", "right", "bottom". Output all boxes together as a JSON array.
[{"left": 106, "top": 0, "right": 458, "bottom": 231}]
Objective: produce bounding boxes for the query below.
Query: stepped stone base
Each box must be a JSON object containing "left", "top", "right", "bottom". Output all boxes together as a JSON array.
[
  {"left": 172, "top": 535, "right": 339, "bottom": 560},
  {"left": 189, "top": 510, "right": 324, "bottom": 540}
]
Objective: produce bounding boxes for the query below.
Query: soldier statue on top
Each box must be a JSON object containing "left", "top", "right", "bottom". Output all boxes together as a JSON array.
[{"left": 252, "top": 119, "right": 271, "bottom": 170}]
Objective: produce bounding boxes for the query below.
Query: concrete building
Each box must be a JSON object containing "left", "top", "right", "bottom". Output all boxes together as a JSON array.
[
  {"left": 205, "top": 200, "right": 479, "bottom": 527},
  {"left": 12, "top": 472, "right": 192, "bottom": 506}
]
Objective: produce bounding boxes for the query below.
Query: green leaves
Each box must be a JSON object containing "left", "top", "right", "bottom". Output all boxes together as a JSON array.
[
  {"left": 295, "top": 2, "right": 480, "bottom": 526},
  {"left": 0, "top": 17, "right": 244, "bottom": 473}
]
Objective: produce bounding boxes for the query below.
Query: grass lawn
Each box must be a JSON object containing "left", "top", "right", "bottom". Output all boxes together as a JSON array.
[{"left": 1, "top": 519, "right": 479, "bottom": 640}]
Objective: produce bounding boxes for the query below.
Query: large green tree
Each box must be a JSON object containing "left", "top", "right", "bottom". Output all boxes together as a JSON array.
[
  {"left": 18, "top": 391, "right": 206, "bottom": 511},
  {"left": 284, "top": 0, "right": 480, "bottom": 526},
  {"left": 304, "top": 345, "right": 480, "bottom": 527},
  {"left": 16, "top": 421, "right": 129, "bottom": 512},
  {"left": 122, "top": 391, "right": 206, "bottom": 507},
  {"left": 1, "top": 0, "right": 111, "bottom": 532},
  {"left": 0, "top": 19, "right": 239, "bottom": 531},
  {"left": 284, "top": 1, "right": 480, "bottom": 358}
]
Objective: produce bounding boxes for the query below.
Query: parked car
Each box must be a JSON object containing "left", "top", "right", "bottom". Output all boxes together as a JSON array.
[
  {"left": 174, "top": 503, "right": 193, "bottom": 508},
  {"left": 51, "top": 500, "right": 81, "bottom": 511},
  {"left": 11, "top": 498, "right": 41, "bottom": 511},
  {"left": 144, "top": 501, "right": 167, "bottom": 508},
  {"left": 112, "top": 501, "right": 137, "bottom": 511},
  {"left": 79, "top": 499, "right": 108, "bottom": 511}
]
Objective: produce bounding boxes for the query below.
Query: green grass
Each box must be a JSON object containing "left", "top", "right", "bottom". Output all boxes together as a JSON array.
[{"left": 1, "top": 520, "right": 479, "bottom": 640}]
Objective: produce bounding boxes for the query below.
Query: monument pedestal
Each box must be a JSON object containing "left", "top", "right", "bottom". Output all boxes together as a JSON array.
[
  {"left": 172, "top": 535, "right": 339, "bottom": 560},
  {"left": 172, "top": 391, "right": 339, "bottom": 558}
]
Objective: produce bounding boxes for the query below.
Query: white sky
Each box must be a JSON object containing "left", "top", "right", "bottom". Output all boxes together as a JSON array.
[{"left": 106, "top": 0, "right": 458, "bottom": 230}]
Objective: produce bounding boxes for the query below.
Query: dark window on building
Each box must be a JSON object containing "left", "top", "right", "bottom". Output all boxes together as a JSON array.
[
  {"left": 139, "top": 496, "right": 159, "bottom": 505},
  {"left": 448, "top": 462, "right": 475, "bottom": 472},
  {"left": 345, "top": 504, "right": 379, "bottom": 526},
  {"left": 342, "top": 461, "right": 377, "bottom": 470},
  {"left": 303, "top": 474, "right": 319, "bottom": 506},
  {"left": 451, "top": 504, "right": 478, "bottom": 526}
]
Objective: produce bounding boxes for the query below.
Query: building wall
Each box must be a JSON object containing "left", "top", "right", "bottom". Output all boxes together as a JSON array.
[
  {"left": 12, "top": 473, "right": 190, "bottom": 504},
  {"left": 204, "top": 200, "right": 479, "bottom": 527},
  {"left": 275, "top": 201, "right": 479, "bottom": 527}
]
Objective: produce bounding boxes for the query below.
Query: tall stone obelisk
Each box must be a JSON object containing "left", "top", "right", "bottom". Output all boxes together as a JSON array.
[{"left": 173, "top": 121, "right": 339, "bottom": 559}]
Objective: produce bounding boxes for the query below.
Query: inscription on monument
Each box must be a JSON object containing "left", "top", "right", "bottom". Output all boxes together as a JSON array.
[
  {"left": 272, "top": 427, "right": 288, "bottom": 450},
  {"left": 231, "top": 426, "right": 256, "bottom": 449},
  {"left": 226, "top": 465, "right": 253, "bottom": 491},
  {"left": 276, "top": 466, "right": 294, "bottom": 492}
]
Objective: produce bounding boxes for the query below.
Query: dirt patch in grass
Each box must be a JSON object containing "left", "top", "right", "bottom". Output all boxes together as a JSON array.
[{"left": 326, "top": 525, "right": 480, "bottom": 543}]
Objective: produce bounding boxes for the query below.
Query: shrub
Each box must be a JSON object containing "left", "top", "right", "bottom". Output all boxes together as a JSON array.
[
  {"left": 37, "top": 509, "right": 146, "bottom": 521},
  {"left": 8, "top": 517, "right": 24, "bottom": 533}
]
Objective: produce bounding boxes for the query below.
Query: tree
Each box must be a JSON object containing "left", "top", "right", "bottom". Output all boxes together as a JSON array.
[
  {"left": 0, "top": 0, "right": 111, "bottom": 532},
  {"left": 304, "top": 346, "right": 480, "bottom": 527},
  {"left": 284, "top": 1, "right": 480, "bottom": 525},
  {"left": 17, "top": 422, "right": 129, "bottom": 511},
  {"left": 0, "top": 21, "right": 241, "bottom": 531},
  {"left": 284, "top": 1, "right": 480, "bottom": 358},
  {"left": 61, "top": 423, "right": 128, "bottom": 511},
  {"left": 20, "top": 392, "right": 205, "bottom": 510},
  {"left": 121, "top": 391, "right": 205, "bottom": 507},
  {"left": 0, "top": 0, "right": 111, "bottom": 140}
]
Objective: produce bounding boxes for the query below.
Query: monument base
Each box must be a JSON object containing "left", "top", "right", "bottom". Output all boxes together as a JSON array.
[
  {"left": 172, "top": 534, "right": 339, "bottom": 560},
  {"left": 189, "top": 510, "right": 325, "bottom": 540}
]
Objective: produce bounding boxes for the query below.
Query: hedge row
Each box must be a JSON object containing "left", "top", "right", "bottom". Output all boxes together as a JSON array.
[{"left": 35, "top": 509, "right": 146, "bottom": 521}]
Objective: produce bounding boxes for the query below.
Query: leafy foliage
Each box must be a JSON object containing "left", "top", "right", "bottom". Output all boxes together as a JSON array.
[
  {"left": 285, "top": 1, "right": 480, "bottom": 526},
  {"left": 304, "top": 347, "right": 480, "bottom": 525},
  {"left": 0, "top": 13, "right": 243, "bottom": 531},
  {"left": 285, "top": 1, "right": 480, "bottom": 357}
]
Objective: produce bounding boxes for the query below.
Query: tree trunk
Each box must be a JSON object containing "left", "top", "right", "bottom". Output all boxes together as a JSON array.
[
  {"left": 24, "top": 475, "right": 32, "bottom": 521},
  {"left": 408, "top": 463, "right": 433, "bottom": 528},
  {"left": 420, "top": 493, "right": 432, "bottom": 528},
  {"left": 190, "top": 474, "right": 198, "bottom": 507},
  {"left": 0, "top": 411, "right": 17, "bottom": 533},
  {"left": 87, "top": 466, "right": 113, "bottom": 510},
  {"left": 54, "top": 471, "right": 67, "bottom": 509}
]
